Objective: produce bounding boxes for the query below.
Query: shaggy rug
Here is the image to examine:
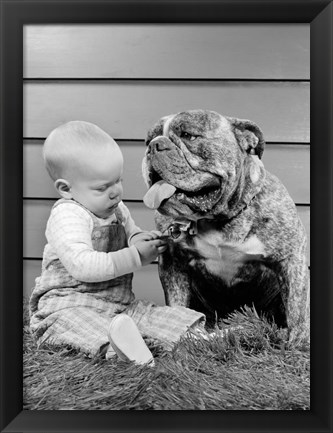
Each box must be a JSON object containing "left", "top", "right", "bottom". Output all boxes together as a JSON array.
[{"left": 23, "top": 305, "right": 310, "bottom": 410}]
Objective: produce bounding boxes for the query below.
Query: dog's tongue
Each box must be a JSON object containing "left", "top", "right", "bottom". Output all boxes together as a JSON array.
[{"left": 143, "top": 180, "right": 176, "bottom": 209}]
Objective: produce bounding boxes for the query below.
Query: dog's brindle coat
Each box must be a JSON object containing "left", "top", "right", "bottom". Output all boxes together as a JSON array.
[{"left": 142, "top": 110, "right": 309, "bottom": 342}]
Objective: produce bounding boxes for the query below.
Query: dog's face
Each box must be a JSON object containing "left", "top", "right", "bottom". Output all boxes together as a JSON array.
[{"left": 142, "top": 109, "right": 265, "bottom": 220}]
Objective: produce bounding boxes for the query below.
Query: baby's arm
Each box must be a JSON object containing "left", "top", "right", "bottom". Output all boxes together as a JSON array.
[
  {"left": 116, "top": 202, "right": 167, "bottom": 264},
  {"left": 46, "top": 203, "right": 143, "bottom": 282},
  {"left": 118, "top": 201, "right": 163, "bottom": 244}
]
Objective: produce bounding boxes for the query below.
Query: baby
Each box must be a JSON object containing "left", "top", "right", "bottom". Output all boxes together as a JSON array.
[{"left": 29, "top": 121, "right": 206, "bottom": 365}]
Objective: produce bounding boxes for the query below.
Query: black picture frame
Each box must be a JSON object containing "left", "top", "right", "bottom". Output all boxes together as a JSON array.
[{"left": 1, "top": 0, "right": 332, "bottom": 432}]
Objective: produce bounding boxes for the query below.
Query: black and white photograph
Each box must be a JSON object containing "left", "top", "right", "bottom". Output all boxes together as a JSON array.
[
  {"left": 22, "top": 22, "right": 311, "bottom": 410},
  {"left": 1, "top": 0, "right": 332, "bottom": 431}
]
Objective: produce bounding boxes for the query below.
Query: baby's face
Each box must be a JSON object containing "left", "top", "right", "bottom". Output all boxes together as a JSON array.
[{"left": 69, "top": 144, "right": 124, "bottom": 219}]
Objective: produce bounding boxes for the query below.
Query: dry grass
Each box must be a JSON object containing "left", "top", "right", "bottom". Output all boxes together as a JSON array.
[{"left": 23, "top": 304, "right": 310, "bottom": 410}]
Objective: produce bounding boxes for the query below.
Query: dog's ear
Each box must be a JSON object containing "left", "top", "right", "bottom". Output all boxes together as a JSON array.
[{"left": 227, "top": 117, "right": 265, "bottom": 159}]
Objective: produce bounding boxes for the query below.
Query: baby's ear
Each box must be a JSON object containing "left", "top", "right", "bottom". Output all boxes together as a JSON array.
[{"left": 54, "top": 179, "right": 72, "bottom": 199}]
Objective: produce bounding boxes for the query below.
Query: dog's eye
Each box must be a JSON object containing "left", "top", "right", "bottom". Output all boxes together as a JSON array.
[{"left": 181, "top": 131, "right": 197, "bottom": 141}]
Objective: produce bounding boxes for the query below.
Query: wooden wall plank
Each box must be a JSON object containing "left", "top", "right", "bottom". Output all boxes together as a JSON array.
[
  {"left": 23, "top": 25, "right": 309, "bottom": 79},
  {"left": 23, "top": 82, "right": 310, "bottom": 142},
  {"left": 23, "top": 260, "right": 165, "bottom": 305},
  {"left": 23, "top": 140, "right": 148, "bottom": 201},
  {"left": 297, "top": 206, "right": 310, "bottom": 260},
  {"left": 24, "top": 140, "right": 310, "bottom": 204},
  {"left": 23, "top": 199, "right": 310, "bottom": 265},
  {"left": 262, "top": 145, "right": 310, "bottom": 204},
  {"left": 23, "top": 259, "right": 41, "bottom": 299}
]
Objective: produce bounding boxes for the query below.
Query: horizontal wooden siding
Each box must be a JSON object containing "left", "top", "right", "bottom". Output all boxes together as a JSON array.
[{"left": 23, "top": 24, "right": 310, "bottom": 301}]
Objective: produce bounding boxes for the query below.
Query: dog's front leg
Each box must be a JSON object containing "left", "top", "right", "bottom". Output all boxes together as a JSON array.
[{"left": 158, "top": 248, "right": 192, "bottom": 307}]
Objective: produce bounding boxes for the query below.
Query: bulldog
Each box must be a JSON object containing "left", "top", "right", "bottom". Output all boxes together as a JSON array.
[{"left": 142, "top": 110, "right": 309, "bottom": 342}]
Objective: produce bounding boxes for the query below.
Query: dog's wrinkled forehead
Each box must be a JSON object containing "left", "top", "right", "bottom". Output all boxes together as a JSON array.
[
  {"left": 147, "top": 110, "right": 232, "bottom": 141},
  {"left": 164, "top": 110, "right": 230, "bottom": 135}
]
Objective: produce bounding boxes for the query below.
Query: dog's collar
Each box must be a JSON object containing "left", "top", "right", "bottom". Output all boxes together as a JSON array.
[
  {"left": 223, "top": 193, "right": 257, "bottom": 223},
  {"left": 163, "top": 220, "right": 200, "bottom": 241},
  {"left": 163, "top": 194, "right": 257, "bottom": 241}
]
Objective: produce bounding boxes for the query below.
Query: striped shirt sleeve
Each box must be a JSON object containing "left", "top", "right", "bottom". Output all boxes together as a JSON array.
[
  {"left": 45, "top": 203, "right": 142, "bottom": 283},
  {"left": 117, "top": 202, "right": 156, "bottom": 246},
  {"left": 117, "top": 201, "right": 144, "bottom": 243}
]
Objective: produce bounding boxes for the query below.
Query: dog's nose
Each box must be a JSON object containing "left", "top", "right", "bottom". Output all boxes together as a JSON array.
[{"left": 151, "top": 136, "right": 172, "bottom": 152}]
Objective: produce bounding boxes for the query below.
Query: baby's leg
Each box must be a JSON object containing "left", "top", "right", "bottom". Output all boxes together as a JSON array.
[
  {"left": 34, "top": 307, "right": 113, "bottom": 358},
  {"left": 124, "top": 301, "right": 243, "bottom": 350},
  {"left": 124, "top": 300, "right": 206, "bottom": 350},
  {"left": 33, "top": 306, "right": 154, "bottom": 364}
]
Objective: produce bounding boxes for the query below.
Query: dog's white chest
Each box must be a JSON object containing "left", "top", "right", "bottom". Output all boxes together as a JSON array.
[{"left": 189, "top": 231, "right": 266, "bottom": 283}]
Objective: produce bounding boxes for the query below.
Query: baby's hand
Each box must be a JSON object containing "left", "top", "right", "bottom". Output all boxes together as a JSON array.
[
  {"left": 132, "top": 230, "right": 163, "bottom": 243},
  {"left": 134, "top": 237, "right": 167, "bottom": 266}
]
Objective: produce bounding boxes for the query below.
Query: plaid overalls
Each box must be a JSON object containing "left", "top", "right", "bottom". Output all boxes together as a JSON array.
[{"left": 29, "top": 200, "right": 204, "bottom": 357}]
